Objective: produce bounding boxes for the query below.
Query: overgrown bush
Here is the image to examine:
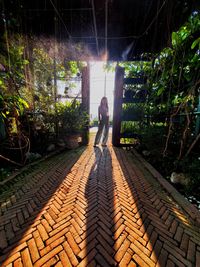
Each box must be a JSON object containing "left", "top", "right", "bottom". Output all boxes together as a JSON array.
[{"left": 55, "top": 100, "right": 89, "bottom": 135}]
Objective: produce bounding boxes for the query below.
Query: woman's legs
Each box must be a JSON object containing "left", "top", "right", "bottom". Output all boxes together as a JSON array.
[
  {"left": 94, "top": 120, "right": 104, "bottom": 145},
  {"left": 102, "top": 119, "right": 109, "bottom": 145}
]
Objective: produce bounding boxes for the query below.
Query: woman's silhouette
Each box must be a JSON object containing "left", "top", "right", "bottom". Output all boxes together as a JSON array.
[{"left": 94, "top": 97, "right": 109, "bottom": 147}]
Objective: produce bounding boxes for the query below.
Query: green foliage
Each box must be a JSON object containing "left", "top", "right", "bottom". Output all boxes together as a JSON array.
[
  {"left": 0, "top": 35, "right": 29, "bottom": 91},
  {"left": 120, "top": 61, "right": 152, "bottom": 78},
  {"left": 149, "top": 12, "right": 200, "bottom": 111},
  {"left": 0, "top": 94, "right": 29, "bottom": 119},
  {"left": 121, "top": 121, "right": 138, "bottom": 134},
  {"left": 0, "top": 168, "right": 11, "bottom": 182},
  {"left": 0, "top": 35, "right": 29, "bottom": 123},
  {"left": 145, "top": 12, "right": 200, "bottom": 161},
  {"left": 65, "top": 61, "right": 81, "bottom": 76},
  {"left": 122, "top": 103, "right": 144, "bottom": 121},
  {"left": 120, "top": 12, "right": 200, "bottom": 194},
  {"left": 55, "top": 100, "right": 89, "bottom": 134},
  {"left": 0, "top": 33, "right": 88, "bottom": 162},
  {"left": 33, "top": 48, "right": 83, "bottom": 113},
  {"left": 90, "top": 117, "right": 99, "bottom": 127}
]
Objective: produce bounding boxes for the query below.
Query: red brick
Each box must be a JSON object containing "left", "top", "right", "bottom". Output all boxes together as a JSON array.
[
  {"left": 155, "top": 248, "right": 168, "bottom": 267},
  {"left": 174, "top": 226, "right": 184, "bottom": 242},
  {"left": 187, "top": 240, "right": 196, "bottom": 263},
  {"left": 168, "top": 255, "right": 187, "bottom": 267},
  {"left": 42, "top": 256, "right": 59, "bottom": 267},
  {"left": 119, "top": 250, "right": 132, "bottom": 266},
  {"left": 126, "top": 227, "right": 147, "bottom": 246},
  {"left": 96, "top": 234, "right": 113, "bottom": 256},
  {"left": 128, "top": 261, "right": 137, "bottom": 267},
  {"left": 146, "top": 231, "right": 158, "bottom": 251},
  {"left": 1, "top": 252, "right": 21, "bottom": 266},
  {"left": 34, "top": 245, "right": 63, "bottom": 267},
  {"left": 37, "top": 224, "right": 49, "bottom": 241},
  {"left": 49, "top": 220, "right": 70, "bottom": 237},
  {"left": 59, "top": 250, "right": 72, "bottom": 267},
  {"left": 114, "top": 224, "right": 125, "bottom": 240},
  {"left": 63, "top": 241, "right": 79, "bottom": 266},
  {"left": 196, "top": 250, "right": 200, "bottom": 266},
  {"left": 130, "top": 243, "right": 155, "bottom": 266},
  {"left": 166, "top": 259, "right": 175, "bottom": 267},
  {"left": 27, "top": 238, "right": 40, "bottom": 263},
  {"left": 66, "top": 232, "right": 81, "bottom": 254},
  {"left": 45, "top": 227, "right": 68, "bottom": 246},
  {"left": 150, "top": 239, "right": 162, "bottom": 263},
  {"left": 21, "top": 248, "right": 33, "bottom": 267},
  {"left": 77, "top": 249, "right": 97, "bottom": 267},
  {"left": 132, "top": 254, "right": 149, "bottom": 267},
  {"left": 180, "top": 233, "right": 189, "bottom": 252},
  {"left": 14, "top": 257, "right": 23, "bottom": 267},
  {"left": 0, "top": 230, "right": 8, "bottom": 249},
  {"left": 134, "top": 239, "right": 151, "bottom": 257},
  {"left": 164, "top": 244, "right": 192, "bottom": 266},
  {"left": 54, "top": 261, "right": 63, "bottom": 267},
  {"left": 114, "top": 239, "right": 130, "bottom": 262},
  {"left": 4, "top": 242, "right": 27, "bottom": 255},
  {"left": 95, "top": 252, "right": 112, "bottom": 267},
  {"left": 32, "top": 230, "right": 44, "bottom": 250},
  {"left": 40, "top": 236, "right": 65, "bottom": 257}
]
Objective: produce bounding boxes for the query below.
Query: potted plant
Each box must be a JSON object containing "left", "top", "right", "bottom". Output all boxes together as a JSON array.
[{"left": 57, "top": 100, "right": 88, "bottom": 149}]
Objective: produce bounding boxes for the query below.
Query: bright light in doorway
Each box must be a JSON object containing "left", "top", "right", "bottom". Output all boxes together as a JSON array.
[{"left": 90, "top": 61, "right": 115, "bottom": 121}]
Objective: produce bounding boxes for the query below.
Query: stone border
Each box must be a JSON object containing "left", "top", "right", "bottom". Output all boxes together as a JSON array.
[{"left": 131, "top": 149, "right": 200, "bottom": 227}]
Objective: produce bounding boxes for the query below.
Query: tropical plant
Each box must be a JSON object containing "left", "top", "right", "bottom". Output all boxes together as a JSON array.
[
  {"left": 147, "top": 11, "right": 200, "bottom": 159},
  {"left": 55, "top": 100, "right": 89, "bottom": 135}
]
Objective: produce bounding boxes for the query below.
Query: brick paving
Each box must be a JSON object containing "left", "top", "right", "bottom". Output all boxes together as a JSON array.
[{"left": 0, "top": 138, "right": 200, "bottom": 266}]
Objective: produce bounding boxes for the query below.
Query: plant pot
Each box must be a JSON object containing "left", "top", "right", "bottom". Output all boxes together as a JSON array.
[{"left": 64, "top": 133, "right": 81, "bottom": 149}]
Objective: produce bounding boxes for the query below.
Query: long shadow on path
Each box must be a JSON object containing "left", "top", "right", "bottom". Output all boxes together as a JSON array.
[{"left": 84, "top": 146, "right": 116, "bottom": 266}]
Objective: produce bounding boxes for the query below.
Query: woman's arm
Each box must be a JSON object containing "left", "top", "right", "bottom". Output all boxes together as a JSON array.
[{"left": 98, "top": 106, "right": 101, "bottom": 121}]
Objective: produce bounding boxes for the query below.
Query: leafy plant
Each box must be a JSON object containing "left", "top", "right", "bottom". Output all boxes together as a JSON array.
[{"left": 55, "top": 100, "right": 89, "bottom": 135}]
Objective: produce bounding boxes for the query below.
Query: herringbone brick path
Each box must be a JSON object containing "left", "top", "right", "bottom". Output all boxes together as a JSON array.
[{"left": 0, "top": 138, "right": 200, "bottom": 266}]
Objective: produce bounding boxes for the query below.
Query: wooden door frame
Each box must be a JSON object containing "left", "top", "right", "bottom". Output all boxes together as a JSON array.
[
  {"left": 81, "top": 64, "right": 90, "bottom": 145},
  {"left": 112, "top": 66, "right": 124, "bottom": 146}
]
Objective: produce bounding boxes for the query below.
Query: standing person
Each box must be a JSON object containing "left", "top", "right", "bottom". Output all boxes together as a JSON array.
[{"left": 94, "top": 97, "right": 109, "bottom": 147}]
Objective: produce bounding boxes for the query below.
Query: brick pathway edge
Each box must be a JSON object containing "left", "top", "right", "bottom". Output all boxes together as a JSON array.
[{"left": 131, "top": 149, "right": 200, "bottom": 228}]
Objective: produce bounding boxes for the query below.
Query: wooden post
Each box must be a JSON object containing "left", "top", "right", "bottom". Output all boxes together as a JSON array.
[
  {"left": 112, "top": 66, "right": 124, "bottom": 146},
  {"left": 81, "top": 64, "right": 90, "bottom": 145}
]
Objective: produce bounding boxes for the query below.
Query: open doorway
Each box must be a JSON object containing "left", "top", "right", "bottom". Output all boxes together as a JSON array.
[{"left": 89, "top": 61, "right": 115, "bottom": 134}]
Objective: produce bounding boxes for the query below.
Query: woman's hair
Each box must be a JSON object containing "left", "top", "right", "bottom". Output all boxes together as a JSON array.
[{"left": 100, "top": 97, "right": 108, "bottom": 109}]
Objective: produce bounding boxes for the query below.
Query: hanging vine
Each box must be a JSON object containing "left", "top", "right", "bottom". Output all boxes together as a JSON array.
[{"left": 149, "top": 11, "right": 200, "bottom": 159}]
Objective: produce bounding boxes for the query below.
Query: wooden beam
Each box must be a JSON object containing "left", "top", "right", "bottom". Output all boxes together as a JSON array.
[
  {"left": 81, "top": 65, "right": 90, "bottom": 145},
  {"left": 112, "top": 66, "right": 124, "bottom": 146}
]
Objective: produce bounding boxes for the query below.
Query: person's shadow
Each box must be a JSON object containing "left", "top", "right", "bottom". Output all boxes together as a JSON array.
[{"left": 84, "top": 146, "right": 116, "bottom": 266}]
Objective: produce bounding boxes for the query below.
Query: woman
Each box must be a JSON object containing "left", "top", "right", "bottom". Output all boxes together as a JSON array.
[{"left": 94, "top": 97, "right": 109, "bottom": 147}]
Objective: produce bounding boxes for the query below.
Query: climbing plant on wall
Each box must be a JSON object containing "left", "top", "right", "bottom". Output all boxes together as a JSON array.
[
  {"left": 148, "top": 11, "right": 200, "bottom": 159},
  {"left": 0, "top": 35, "right": 29, "bottom": 118},
  {"left": 0, "top": 32, "right": 85, "bottom": 167},
  {"left": 118, "top": 12, "right": 200, "bottom": 194}
]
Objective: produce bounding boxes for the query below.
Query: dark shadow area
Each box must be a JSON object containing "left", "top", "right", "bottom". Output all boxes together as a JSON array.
[
  {"left": 84, "top": 146, "right": 116, "bottom": 266},
  {"left": 0, "top": 147, "right": 86, "bottom": 264}
]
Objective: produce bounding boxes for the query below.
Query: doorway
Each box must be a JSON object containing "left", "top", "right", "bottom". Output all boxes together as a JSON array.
[{"left": 89, "top": 61, "right": 115, "bottom": 134}]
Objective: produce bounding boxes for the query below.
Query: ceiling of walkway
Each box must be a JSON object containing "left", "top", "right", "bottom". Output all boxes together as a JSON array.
[{"left": 2, "top": 0, "right": 200, "bottom": 60}]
